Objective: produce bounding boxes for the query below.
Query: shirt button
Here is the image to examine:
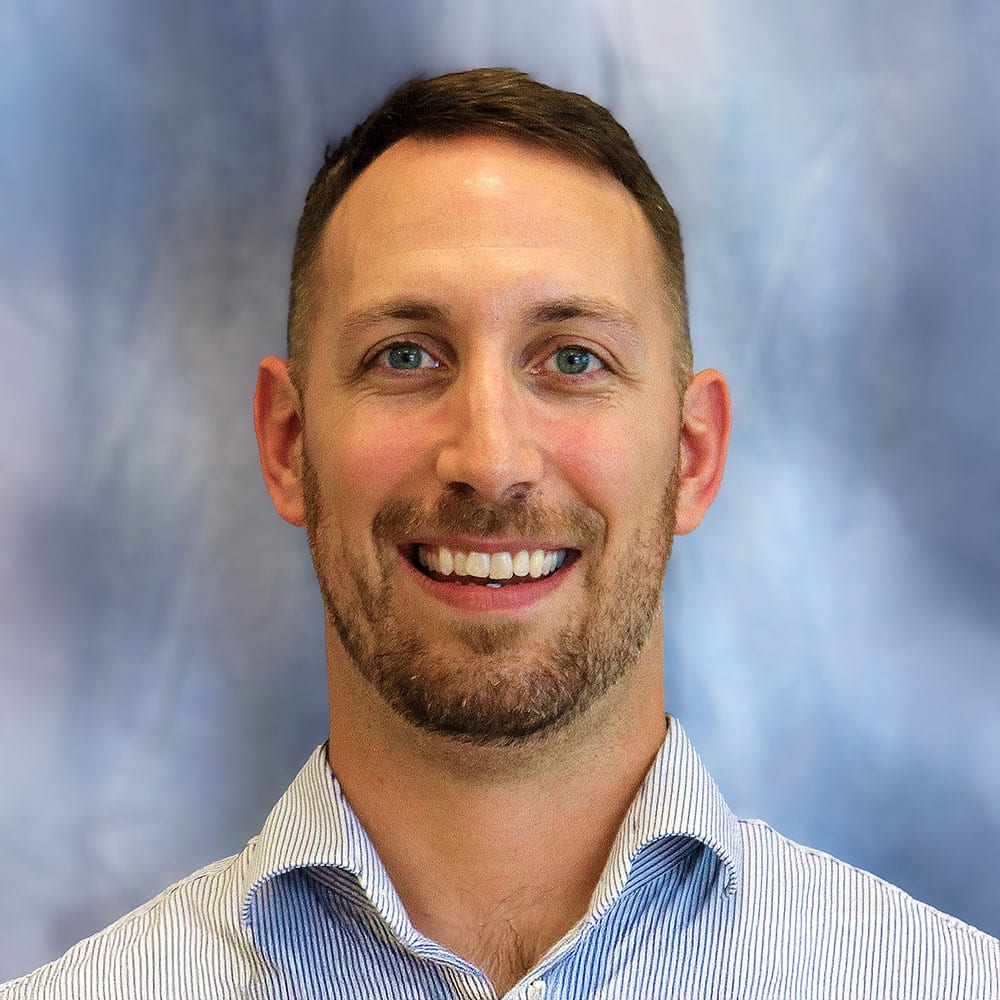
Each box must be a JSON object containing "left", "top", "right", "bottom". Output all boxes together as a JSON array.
[{"left": 526, "top": 980, "right": 545, "bottom": 1000}]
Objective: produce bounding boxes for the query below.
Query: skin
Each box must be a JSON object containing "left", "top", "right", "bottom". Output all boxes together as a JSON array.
[{"left": 255, "top": 135, "right": 731, "bottom": 995}]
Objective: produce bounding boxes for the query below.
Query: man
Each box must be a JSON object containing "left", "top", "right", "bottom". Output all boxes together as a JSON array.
[{"left": 3, "top": 68, "right": 997, "bottom": 1000}]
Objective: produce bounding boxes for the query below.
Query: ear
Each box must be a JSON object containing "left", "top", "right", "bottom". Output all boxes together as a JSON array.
[
  {"left": 673, "top": 368, "right": 731, "bottom": 535},
  {"left": 254, "top": 357, "right": 307, "bottom": 527}
]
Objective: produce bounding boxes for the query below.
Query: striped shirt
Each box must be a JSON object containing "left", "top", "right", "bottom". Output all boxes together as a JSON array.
[{"left": 3, "top": 718, "right": 998, "bottom": 999}]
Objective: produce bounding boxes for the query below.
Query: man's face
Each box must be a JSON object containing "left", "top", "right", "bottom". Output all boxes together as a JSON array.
[{"left": 298, "top": 135, "right": 685, "bottom": 745}]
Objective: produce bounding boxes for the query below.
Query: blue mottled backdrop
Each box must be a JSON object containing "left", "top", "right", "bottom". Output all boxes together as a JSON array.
[{"left": 1, "top": 0, "right": 998, "bottom": 978}]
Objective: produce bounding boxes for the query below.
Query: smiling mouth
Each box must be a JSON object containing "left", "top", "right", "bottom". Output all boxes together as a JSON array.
[{"left": 407, "top": 544, "right": 578, "bottom": 588}]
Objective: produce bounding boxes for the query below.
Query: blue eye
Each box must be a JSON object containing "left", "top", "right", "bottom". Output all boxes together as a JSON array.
[
  {"left": 552, "top": 345, "right": 601, "bottom": 375},
  {"left": 380, "top": 343, "right": 438, "bottom": 370}
]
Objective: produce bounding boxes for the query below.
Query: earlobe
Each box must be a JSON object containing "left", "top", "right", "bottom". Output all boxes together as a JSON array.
[
  {"left": 673, "top": 369, "right": 731, "bottom": 536},
  {"left": 254, "top": 357, "right": 307, "bottom": 527}
]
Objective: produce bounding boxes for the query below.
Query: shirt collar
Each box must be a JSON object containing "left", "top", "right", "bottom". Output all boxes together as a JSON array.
[
  {"left": 586, "top": 716, "right": 743, "bottom": 919},
  {"left": 241, "top": 716, "right": 743, "bottom": 930},
  {"left": 241, "top": 743, "right": 405, "bottom": 931}
]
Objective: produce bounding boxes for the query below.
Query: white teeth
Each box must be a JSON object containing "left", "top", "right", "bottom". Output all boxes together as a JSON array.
[
  {"left": 438, "top": 546, "right": 453, "bottom": 575},
  {"left": 489, "top": 552, "right": 513, "bottom": 580},
  {"left": 528, "top": 550, "right": 546, "bottom": 578},
  {"left": 465, "top": 552, "right": 490, "bottom": 578},
  {"left": 415, "top": 545, "right": 568, "bottom": 582}
]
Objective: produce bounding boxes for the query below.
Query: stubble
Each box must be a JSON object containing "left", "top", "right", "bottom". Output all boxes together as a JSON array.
[{"left": 303, "top": 459, "right": 678, "bottom": 746}]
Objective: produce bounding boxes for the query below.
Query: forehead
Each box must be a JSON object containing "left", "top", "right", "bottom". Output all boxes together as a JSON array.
[
  {"left": 313, "top": 134, "right": 668, "bottom": 332},
  {"left": 328, "top": 134, "right": 653, "bottom": 255}
]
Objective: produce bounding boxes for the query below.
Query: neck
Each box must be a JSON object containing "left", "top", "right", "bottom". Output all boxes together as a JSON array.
[{"left": 325, "top": 627, "right": 667, "bottom": 995}]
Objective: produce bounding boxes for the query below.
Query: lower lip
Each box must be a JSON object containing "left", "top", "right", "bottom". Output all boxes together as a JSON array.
[{"left": 400, "top": 551, "right": 575, "bottom": 612}]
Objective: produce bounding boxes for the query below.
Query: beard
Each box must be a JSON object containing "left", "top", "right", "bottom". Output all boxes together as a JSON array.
[{"left": 303, "top": 459, "right": 679, "bottom": 747}]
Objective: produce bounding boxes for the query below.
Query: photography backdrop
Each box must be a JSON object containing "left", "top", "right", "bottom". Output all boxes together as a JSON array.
[{"left": 1, "top": 0, "right": 998, "bottom": 979}]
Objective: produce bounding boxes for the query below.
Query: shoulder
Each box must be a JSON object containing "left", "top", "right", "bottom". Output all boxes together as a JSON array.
[
  {"left": 735, "top": 818, "right": 1000, "bottom": 997},
  {"left": 0, "top": 845, "right": 267, "bottom": 1000}
]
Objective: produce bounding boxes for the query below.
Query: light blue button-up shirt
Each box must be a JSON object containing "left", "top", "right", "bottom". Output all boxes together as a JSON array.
[{"left": 3, "top": 718, "right": 998, "bottom": 998}]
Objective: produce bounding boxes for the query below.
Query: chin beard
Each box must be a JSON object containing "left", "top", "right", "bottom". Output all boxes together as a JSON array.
[
  {"left": 304, "top": 466, "right": 678, "bottom": 747},
  {"left": 322, "top": 599, "right": 652, "bottom": 747}
]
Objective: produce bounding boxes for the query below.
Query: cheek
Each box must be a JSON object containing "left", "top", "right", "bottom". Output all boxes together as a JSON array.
[
  {"left": 307, "top": 408, "right": 428, "bottom": 511},
  {"left": 546, "top": 409, "right": 677, "bottom": 521}
]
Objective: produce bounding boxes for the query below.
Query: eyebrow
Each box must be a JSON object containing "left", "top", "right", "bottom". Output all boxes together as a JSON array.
[
  {"left": 339, "top": 299, "right": 451, "bottom": 343},
  {"left": 524, "top": 295, "right": 641, "bottom": 332}
]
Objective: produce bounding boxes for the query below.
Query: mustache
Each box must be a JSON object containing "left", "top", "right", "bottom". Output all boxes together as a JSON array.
[{"left": 372, "top": 490, "right": 606, "bottom": 550}]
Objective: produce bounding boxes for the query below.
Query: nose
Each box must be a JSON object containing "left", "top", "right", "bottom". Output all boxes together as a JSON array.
[{"left": 434, "top": 370, "right": 544, "bottom": 504}]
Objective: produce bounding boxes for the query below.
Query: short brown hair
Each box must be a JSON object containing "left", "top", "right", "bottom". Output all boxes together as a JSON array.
[{"left": 287, "top": 67, "right": 692, "bottom": 389}]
